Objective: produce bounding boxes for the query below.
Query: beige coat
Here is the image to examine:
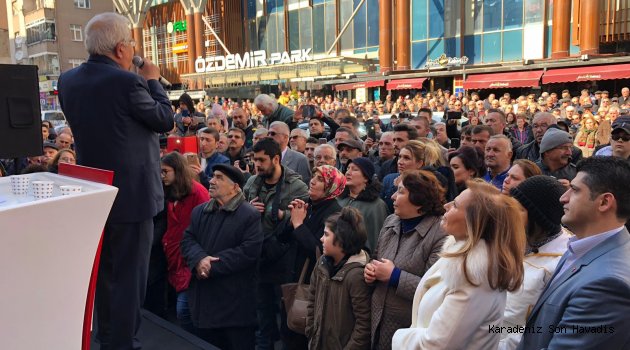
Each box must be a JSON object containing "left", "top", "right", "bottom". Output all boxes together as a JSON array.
[
  {"left": 369, "top": 215, "right": 447, "bottom": 349},
  {"left": 499, "top": 230, "right": 571, "bottom": 350},
  {"left": 392, "top": 237, "right": 507, "bottom": 350}
]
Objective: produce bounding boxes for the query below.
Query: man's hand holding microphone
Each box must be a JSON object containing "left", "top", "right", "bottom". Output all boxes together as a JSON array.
[{"left": 132, "top": 56, "right": 172, "bottom": 88}]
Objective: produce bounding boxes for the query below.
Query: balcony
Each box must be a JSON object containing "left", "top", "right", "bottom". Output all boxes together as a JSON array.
[{"left": 24, "top": 8, "right": 55, "bottom": 26}]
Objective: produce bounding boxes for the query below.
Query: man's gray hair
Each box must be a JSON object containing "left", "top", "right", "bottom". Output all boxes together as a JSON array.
[
  {"left": 489, "top": 134, "right": 513, "bottom": 151},
  {"left": 254, "top": 94, "right": 278, "bottom": 110},
  {"left": 290, "top": 128, "right": 308, "bottom": 139},
  {"left": 85, "top": 13, "right": 131, "bottom": 56},
  {"left": 314, "top": 143, "right": 337, "bottom": 159},
  {"left": 254, "top": 127, "right": 268, "bottom": 137},
  {"left": 269, "top": 121, "right": 290, "bottom": 135},
  {"left": 533, "top": 112, "right": 557, "bottom": 125}
]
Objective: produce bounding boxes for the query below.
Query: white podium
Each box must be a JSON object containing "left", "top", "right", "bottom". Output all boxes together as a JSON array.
[{"left": 0, "top": 172, "right": 118, "bottom": 350}]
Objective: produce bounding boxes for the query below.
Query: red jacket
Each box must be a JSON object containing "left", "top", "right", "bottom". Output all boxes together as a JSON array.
[{"left": 163, "top": 181, "right": 210, "bottom": 292}]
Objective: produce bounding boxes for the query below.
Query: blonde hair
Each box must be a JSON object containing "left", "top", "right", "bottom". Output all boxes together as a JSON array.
[
  {"left": 415, "top": 138, "right": 445, "bottom": 166},
  {"left": 403, "top": 138, "right": 440, "bottom": 166},
  {"left": 443, "top": 180, "right": 525, "bottom": 292}
]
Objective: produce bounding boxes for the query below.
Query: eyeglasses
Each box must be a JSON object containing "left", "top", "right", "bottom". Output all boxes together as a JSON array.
[
  {"left": 611, "top": 132, "right": 630, "bottom": 142},
  {"left": 290, "top": 135, "right": 301, "bottom": 139},
  {"left": 161, "top": 169, "right": 172, "bottom": 176},
  {"left": 125, "top": 39, "right": 136, "bottom": 48}
]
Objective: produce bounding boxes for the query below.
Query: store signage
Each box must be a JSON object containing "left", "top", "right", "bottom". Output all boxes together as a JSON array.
[
  {"left": 195, "top": 48, "right": 312, "bottom": 73},
  {"left": 167, "top": 20, "right": 187, "bottom": 34},
  {"left": 577, "top": 74, "right": 601, "bottom": 80},
  {"left": 424, "top": 54, "right": 469, "bottom": 69},
  {"left": 173, "top": 44, "right": 188, "bottom": 54},
  {"left": 489, "top": 82, "right": 510, "bottom": 88}
]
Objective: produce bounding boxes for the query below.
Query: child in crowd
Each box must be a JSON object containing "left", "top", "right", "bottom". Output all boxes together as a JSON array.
[{"left": 306, "top": 207, "right": 372, "bottom": 350}]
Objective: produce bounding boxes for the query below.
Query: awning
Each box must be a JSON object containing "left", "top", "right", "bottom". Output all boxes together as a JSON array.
[
  {"left": 542, "top": 63, "right": 630, "bottom": 84},
  {"left": 463, "top": 70, "right": 543, "bottom": 89},
  {"left": 335, "top": 80, "right": 385, "bottom": 91},
  {"left": 386, "top": 78, "right": 426, "bottom": 90}
]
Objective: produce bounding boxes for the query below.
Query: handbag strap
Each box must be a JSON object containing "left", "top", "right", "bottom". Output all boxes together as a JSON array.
[{"left": 298, "top": 258, "right": 310, "bottom": 285}]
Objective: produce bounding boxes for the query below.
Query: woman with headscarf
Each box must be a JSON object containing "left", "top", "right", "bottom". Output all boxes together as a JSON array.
[{"left": 278, "top": 165, "right": 346, "bottom": 348}]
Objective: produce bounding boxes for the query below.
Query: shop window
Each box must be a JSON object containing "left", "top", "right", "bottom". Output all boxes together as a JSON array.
[
  {"left": 277, "top": 13, "right": 286, "bottom": 52},
  {"left": 444, "top": 0, "right": 461, "bottom": 37},
  {"left": 482, "top": 32, "right": 501, "bottom": 63},
  {"left": 288, "top": 11, "right": 300, "bottom": 51},
  {"left": 299, "top": 8, "right": 312, "bottom": 50},
  {"left": 503, "top": 0, "right": 524, "bottom": 29},
  {"left": 412, "top": 0, "right": 427, "bottom": 41},
  {"left": 502, "top": 30, "right": 522, "bottom": 61},
  {"left": 412, "top": 41, "right": 428, "bottom": 69},
  {"left": 324, "top": 3, "right": 336, "bottom": 52},
  {"left": 366, "top": 0, "right": 379, "bottom": 47},
  {"left": 483, "top": 0, "right": 502, "bottom": 32},
  {"left": 312, "top": 5, "right": 325, "bottom": 53},
  {"left": 428, "top": 0, "right": 444, "bottom": 38},
  {"left": 257, "top": 17, "right": 268, "bottom": 51},
  {"left": 267, "top": 0, "right": 283, "bottom": 14},
  {"left": 339, "top": 0, "right": 354, "bottom": 50},
  {"left": 352, "top": 0, "right": 366, "bottom": 49},
  {"left": 464, "top": 34, "right": 481, "bottom": 64},
  {"left": 247, "top": 0, "right": 256, "bottom": 19},
  {"left": 267, "top": 14, "right": 278, "bottom": 53}
]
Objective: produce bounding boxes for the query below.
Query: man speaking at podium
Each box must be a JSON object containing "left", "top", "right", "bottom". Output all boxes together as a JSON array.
[{"left": 58, "top": 12, "right": 174, "bottom": 350}]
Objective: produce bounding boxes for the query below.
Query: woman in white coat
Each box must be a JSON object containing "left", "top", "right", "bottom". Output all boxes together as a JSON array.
[
  {"left": 499, "top": 176, "right": 572, "bottom": 350},
  {"left": 392, "top": 180, "right": 526, "bottom": 350}
]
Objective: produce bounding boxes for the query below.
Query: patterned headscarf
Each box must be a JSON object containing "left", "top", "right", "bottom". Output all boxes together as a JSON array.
[{"left": 314, "top": 165, "right": 346, "bottom": 201}]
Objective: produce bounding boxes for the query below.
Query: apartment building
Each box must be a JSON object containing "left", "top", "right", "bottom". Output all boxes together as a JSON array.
[
  {"left": 5, "top": 0, "right": 113, "bottom": 108},
  {"left": 0, "top": 0, "right": 9, "bottom": 63}
]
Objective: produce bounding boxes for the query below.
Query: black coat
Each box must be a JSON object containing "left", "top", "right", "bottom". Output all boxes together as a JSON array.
[
  {"left": 180, "top": 194, "right": 263, "bottom": 329},
  {"left": 58, "top": 55, "right": 174, "bottom": 223},
  {"left": 279, "top": 198, "right": 341, "bottom": 284}
]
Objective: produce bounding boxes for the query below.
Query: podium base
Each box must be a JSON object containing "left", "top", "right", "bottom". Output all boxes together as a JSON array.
[{"left": 90, "top": 310, "right": 219, "bottom": 350}]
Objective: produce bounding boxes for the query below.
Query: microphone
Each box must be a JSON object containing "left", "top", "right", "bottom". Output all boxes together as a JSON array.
[{"left": 132, "top": 56, "right": 172, "bottom": 88}]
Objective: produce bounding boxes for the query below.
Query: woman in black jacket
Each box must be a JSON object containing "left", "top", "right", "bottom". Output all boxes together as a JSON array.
[
  {"left": 281, "top": 165, "right": 346, "bottom": 282},
  {"left": 279, "top": 164, "right": 346, "bottom": 349}
]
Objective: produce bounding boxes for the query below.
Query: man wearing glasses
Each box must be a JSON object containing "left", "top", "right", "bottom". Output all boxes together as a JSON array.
[
  {"left": 58, "top": 12, "right": 173, "bottom": 350},
  {"left": 596, "top": 116, "right": 630, "bottom": 160}
]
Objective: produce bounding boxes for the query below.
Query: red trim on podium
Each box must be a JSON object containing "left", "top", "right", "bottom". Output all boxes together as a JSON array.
[{"left": 59, "top": 163, "right": 114, "bottom": 350}]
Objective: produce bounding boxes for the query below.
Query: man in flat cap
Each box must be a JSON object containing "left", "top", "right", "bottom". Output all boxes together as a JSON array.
[{"left": 181, "top": 163, "right": 263, "bottom": 349}]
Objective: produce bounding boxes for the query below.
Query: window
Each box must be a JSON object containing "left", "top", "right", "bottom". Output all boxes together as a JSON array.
[
  {"left": 69, "top": 59, "right": 84, "bottom": 68},
  {"left": 26, "top": 20, "right": 56, "bottom": 45},
  {"left": 70, "top": 24, "right": 82, "bottom": 42},
  {"left": 74, "top": 0, "right": 90, "bottom": 9}
]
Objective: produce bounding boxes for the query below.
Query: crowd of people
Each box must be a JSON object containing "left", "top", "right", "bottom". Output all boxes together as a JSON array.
[
  {"left": 4, "top": 83, "right": 630, "bottom": 349},
  {"left": 2, "top": 12, "right": 630, "bottom": 350}
]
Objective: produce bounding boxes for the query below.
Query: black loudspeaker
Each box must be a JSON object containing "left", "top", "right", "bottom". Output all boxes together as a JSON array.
[{"left": 0, "top": 64, "right": 43, "bottom": 159}]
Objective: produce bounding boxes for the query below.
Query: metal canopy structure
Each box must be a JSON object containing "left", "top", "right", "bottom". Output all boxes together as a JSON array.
[{"left": 180, "top": 56, "right": 377, "bottom": 88}]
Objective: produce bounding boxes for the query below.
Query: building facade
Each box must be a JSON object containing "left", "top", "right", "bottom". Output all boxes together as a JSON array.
[
  {"left": 127, "top": 0, "right": 630, "bottom": 100},
  {"left": 5, "top": 0, "right": 114, "bottom": 109}
]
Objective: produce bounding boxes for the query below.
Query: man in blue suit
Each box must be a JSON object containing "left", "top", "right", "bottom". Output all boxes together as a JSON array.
[
  {"left": 518, "top": 157, "right": 630, "bottom": 350},
  {"left": 58, "top": 13, "right": 174, "bottom": 350}
]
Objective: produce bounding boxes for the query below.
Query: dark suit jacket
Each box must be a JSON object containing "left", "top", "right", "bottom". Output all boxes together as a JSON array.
[
  {"left": 58, "top": 55, "right": 174, "bottom": 223},
  {"left": 517, "top": 228, "right": 630, "bottom": 350},
  {"left": 282, "top": 148, "right": 311, "bottom": 185}
]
